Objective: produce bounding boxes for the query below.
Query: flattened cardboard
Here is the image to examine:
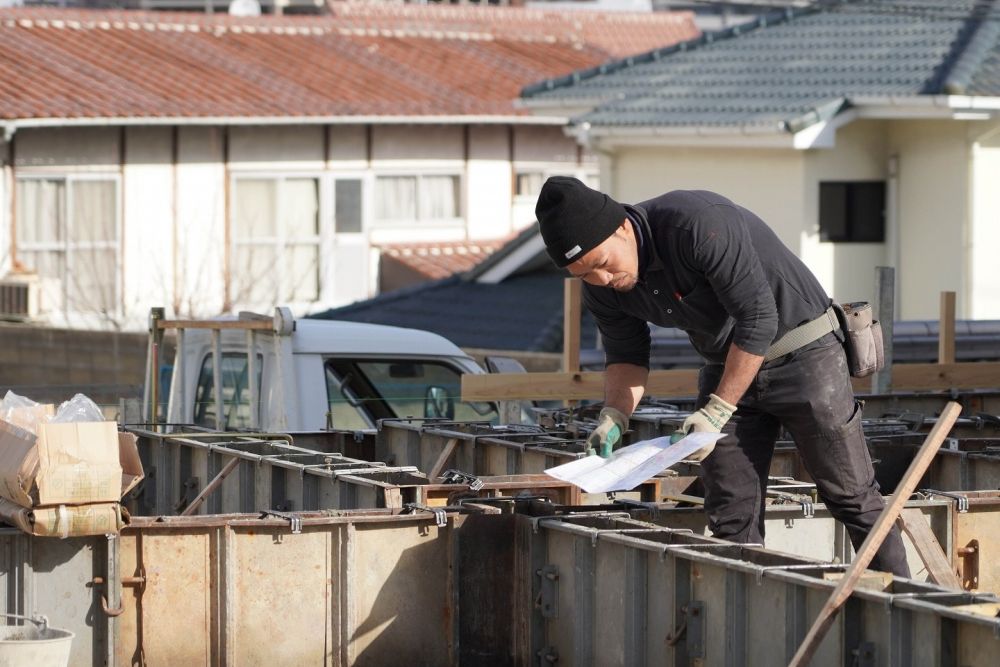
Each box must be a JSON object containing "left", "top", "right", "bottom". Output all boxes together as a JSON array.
[
  {"left": 0, "top": 420, "right": 39, "bottom": 507},
  {"left": 36, "top": 421, "right": 122, "bottom": 505},
  {"left": 118, "top": 431, "right": 144, "bottom": 497},
  {"left": 0, "top": 497, "right": 126, "bottom": 537}
]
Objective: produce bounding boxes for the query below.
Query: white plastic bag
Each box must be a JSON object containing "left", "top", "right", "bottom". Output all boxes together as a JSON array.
[
  {"left": 0, "top": 390, "right": 49, "bottom": 434},
  {"left": 52, "top": 393, "right": 105, "bottom": 423}
]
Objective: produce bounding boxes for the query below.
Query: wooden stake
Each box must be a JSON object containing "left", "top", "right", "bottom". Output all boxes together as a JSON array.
[
  {"left": 789, "top": 401, "right": 961, "bottom": 666},
  {"left": 562, "top": 278, "right": 581, "bottom": 374},
  {"left": 428, "top": 438, "right": 460, "bottom": 481},
  {"left": 938, "top": 291, "right": 956, "bottom": 364}
]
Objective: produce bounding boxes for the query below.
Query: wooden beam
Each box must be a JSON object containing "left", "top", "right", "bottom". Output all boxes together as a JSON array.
[
  {"left": 158, "top": 319, "right": 273, "bottom": 331},
  {"left": 939, "top": 291, "right": 956, "bottom": 364},
  {"left": 428, "top": 438, "right": 459, "bottom": 481},
  {"left": 563, "top": 278, "right": 581, "bottom": 374},
  {"left": 462, "top": 368, "right": 699, "bottom": 401},
  {"left": 466, "top": 361, "right": 1000, "bottom": 402},
  {"left": 180, "top": 457, "right": 241, "bottom": 516},
  {"left": 871, "top": 361, "right": 1000, "bottom": 391},
  {"left": 789, "top": 401, "right": 961, "bottom": 666},
  {"left": 899, "top": 508, "right": 962, "bottom": 589}
]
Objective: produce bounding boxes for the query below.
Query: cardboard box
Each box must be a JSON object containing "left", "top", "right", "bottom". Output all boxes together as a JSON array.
[
  {"left": 0, "top": 419, "right": 144, "bottom": 509},
  {"left": 0, "top": 497, "right": 128, "bottom": 537}
]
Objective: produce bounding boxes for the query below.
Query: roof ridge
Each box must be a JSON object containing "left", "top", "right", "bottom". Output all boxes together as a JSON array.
[
  {"left": 521, "top": 3, "right": 824, "bottom": 99},
  {"left": 942, "top": 0, "right": 1000, "bottom": 94}
]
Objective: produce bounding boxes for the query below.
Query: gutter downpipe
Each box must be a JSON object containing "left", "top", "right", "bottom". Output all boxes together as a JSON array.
[{"left": 3, "top": 123, "right": 15, "bottom": 278}]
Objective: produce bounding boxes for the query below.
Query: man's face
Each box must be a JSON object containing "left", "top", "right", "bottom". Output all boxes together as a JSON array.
[{"left": 566, "top": 219, "right": 639, "bottom": 292}]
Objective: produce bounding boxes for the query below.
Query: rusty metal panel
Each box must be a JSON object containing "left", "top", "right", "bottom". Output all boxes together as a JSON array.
[
  {"left": 345, "top": 520, "right": 457, "bottom": 666},
  {"left": 227, "top": 526, "right": 334, "bottom": 665},
  {"left": 117, "top": 529, "right": 213, "bottom": 665}
]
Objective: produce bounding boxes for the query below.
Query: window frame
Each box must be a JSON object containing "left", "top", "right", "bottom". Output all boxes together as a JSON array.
[
  {"left": 230, "top": 172, "right": 325, "bottom": 309},
  {"left": 372, "top": 170, "right": 464, "bottom": 226},
  {"left": 14, "top": 172, "right": 123, "bottom": 317},
  {"left": 818, "top": 180, "right": 887, "bottom": 244},
  {"left": 511, "top": 166, "right": 600, "bottom": 202}
]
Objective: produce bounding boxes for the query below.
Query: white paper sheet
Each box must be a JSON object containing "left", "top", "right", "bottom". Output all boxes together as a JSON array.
[{"left": 544, "top": 432, "right": 727, "bottom": 493}]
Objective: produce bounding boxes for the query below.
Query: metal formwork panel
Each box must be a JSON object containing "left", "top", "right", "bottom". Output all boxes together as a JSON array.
[
  {"left": 117, "top": 529, "right": 213, "bottom": 665},
  {"left": 0, "top": 530, "right": 110, "bottom": 667},
  {"left": 520, "top": 514, "right": 1000, "bottom": 667}
]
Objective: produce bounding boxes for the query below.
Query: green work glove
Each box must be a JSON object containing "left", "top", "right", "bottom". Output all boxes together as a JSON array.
[
  {"left": 586, "top": 407, "right": 628, "bottom": 458},
  {"left": 669, "top": 393, "right": 737, "bottom": 461}
]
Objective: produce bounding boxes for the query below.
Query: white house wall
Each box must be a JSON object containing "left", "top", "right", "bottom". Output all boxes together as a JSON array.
[
  {"left": 888, "top": 120, "right": 970, "bottom": 319},
  {"left": 970, "top": 122, "right": 1000, "bottom": 318},
  {"left": 3, "top": 122, "right": 584, "bottom": 330}
]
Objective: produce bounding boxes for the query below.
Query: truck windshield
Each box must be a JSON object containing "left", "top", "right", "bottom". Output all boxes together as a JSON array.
[{"left": 325, "top": 359, "right": 498, "bottom": 427}]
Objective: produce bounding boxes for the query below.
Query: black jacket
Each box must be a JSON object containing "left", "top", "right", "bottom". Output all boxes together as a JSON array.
[{"left": 584, "top": 190, "right": 831, "bottom": 367}]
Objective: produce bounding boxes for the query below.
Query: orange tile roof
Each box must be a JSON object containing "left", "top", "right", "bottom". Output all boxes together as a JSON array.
[
  {"left": 377, "top": 237, "right": 511, "bottom": 280},
  {"left": 0, "top": 5, "right": 698, "bottom": 121}
]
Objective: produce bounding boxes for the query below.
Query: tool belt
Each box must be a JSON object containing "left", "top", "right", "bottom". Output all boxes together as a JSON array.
[
  {"left": 763, "top": 303, "right": 885, "bottom": 378},
  {"left": 764, "top": 306, "right": 839, "bottom": 363}
]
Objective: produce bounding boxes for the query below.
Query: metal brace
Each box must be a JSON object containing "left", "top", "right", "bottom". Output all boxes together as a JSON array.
[
  {"left": 611, "top": 498, "right": 660, "bottom": 519},
  {"left": 260, "top": 509, "right": 302, "bottom": 534},
  {"left": 768, "top": 490, "right": 814, "bottom": 518},
  {"left": 919, "top": 489, "right": 969, "bottom": 512},
  {"left": 404, "top": 503, "right": 447, "bottom": 527},
  {"left": 440, "top": 469, "right": 485, "bottom": 491},
  {"left": 754, "top": 562, "right": 849, "bottom": 585}
]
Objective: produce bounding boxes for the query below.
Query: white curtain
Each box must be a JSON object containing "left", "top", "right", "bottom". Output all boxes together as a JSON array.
[
  {"left": 420, "top": 175, "right": 459, "bottom": 220},
  {"left": 282, "top": 179, "right": 319, "bottom": 303},
  {"left": 375, "top": 176, "right": 417, "bottom": 221}
]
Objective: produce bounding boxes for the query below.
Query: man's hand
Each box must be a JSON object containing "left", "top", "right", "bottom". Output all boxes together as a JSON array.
[
  {"left": 586, "top": 406, "right": 628, "bottom": 458},
  {"left": 669, "top": 393, "right": 737, "bottom": 461}
]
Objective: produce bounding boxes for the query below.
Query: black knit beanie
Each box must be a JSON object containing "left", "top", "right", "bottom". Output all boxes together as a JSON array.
[{"left": 534, "top": 176, "right": 627, "bottom": 268}]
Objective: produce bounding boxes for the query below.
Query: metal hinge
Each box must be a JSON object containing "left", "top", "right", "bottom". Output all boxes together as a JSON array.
[{"left": 535, "top": 565, "right": 559, "bottom": 619}]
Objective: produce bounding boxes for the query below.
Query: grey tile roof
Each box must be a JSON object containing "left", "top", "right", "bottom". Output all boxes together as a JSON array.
[
  {"left": 522, "top": 0, "right": 1000, "bottom": 131},
  {"left": 308, "top": 270, "right": 599, "bottom": 353}
]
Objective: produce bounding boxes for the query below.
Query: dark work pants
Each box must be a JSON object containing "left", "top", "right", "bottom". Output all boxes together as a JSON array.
[{"left": 698, "top": 333, "right": 910, "bottom": 577}]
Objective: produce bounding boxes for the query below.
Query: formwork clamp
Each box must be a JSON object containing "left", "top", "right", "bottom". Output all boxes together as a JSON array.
[
  {"left": 404, "top": 503, "right": 447, "bottom": 527},
  {"left": 440, "top": 469, "right": 485, "bottom": 491},
  {"left": 260, "top": 510, "right": 303, "bottom": 534},
  {"left": 918, "top": 489, "right": 969, "bottom": 512}
]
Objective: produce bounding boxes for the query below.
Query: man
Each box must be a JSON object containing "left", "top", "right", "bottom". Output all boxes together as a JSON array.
[{"left": 534, "top": 176, "right": 908, "bottom": 576}]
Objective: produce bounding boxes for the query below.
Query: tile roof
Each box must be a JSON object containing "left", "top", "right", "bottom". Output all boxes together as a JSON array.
[
  {"left": 0, "top": 5, "right": 699, "bottom": 121},
  {"left": 522, "top": 0, "right": 1000, "bottom": 132},
  {"left": 311, "top": 269, "right": 600, "bottom": 353},
  {"left": 377, "top": 237, "right": 511, "bottom": 281}
]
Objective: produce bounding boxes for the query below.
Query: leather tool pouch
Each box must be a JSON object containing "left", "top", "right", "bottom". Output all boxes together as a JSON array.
[{"left": 833, "top": 302, "right": 885, "bottom": 378}]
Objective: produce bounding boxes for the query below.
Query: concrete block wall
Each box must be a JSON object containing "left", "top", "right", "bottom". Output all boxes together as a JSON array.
[{"left": 0, "top": 323, "right": 150, "bottom": 406}]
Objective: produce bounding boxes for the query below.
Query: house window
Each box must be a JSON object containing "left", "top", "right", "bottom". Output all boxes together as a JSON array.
[
  {"left": 16, "top": 177, "right": 119, "bottom": 314},
  {"left": 819, "top": 181, "right": 886, "bottom": 243},
  {"left": 232, "top": 177, "right": 320, "bottom": 305},
  {"left": 374, "top": 174, "right": 460, "bottom": 222},
  {"left": 515, "top": 171, "right": 546, "bottom": 198}
]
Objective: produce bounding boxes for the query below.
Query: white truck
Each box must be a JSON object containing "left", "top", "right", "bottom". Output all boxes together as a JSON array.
[{"left": 144, "top": 307, "right": 505, "bottom": 432}]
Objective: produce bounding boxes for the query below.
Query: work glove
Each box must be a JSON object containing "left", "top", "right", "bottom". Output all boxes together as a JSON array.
[
  {"left": 586, "top": 406, "right": 628, "bottom": 458},
  {"left": 669, "top": 393, "right": 737, "bottom": 461}
]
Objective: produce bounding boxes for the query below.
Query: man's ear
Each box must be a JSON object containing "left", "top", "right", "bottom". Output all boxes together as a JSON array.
[{"left": 615, "top": 218, "right": 632, "bottom": 238}]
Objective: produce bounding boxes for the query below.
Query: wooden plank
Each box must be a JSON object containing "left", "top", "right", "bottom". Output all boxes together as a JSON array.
[
  {"left": 428, "top": 438, "right": 460, "bottom": 480},
  {"left": 939, "top": 291, "right": 956, "bottom": 364},
  {"left": 180, "top": 456, "right": 241, "bottom": 516},
  {"left": 467, "top": 362, "right": 1000, "bottom": 402},
  {"left": 789, "top": 401, "right": 961, "bottom": 667},
  {"left": 899, "top": 508, "right": 963, "bottom": 589},
  {"left": 157, "top": 319, "right": 273, "bottom": 331},
  {"left": 462, "top": 369, "right": 699, "bottom": 401},
  {"left": 877, "top": 361, "right": 1000, "bottom": 391},
  {"left": 562, "top": 278, "right": 581, "bottom": 374}
]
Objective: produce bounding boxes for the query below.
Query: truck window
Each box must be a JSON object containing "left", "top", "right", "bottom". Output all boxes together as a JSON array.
[
  {"left": 325, "top": 359, "right": 498, "bottom": 424},
  {"left": 324, "top": 365, "right": 376, "bottom": 431},
  {"left": 194, "top": 353, "right": 263, "bottom": 430}
]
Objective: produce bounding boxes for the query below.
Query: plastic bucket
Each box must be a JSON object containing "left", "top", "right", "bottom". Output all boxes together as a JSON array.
[{"left": 0, "top": 614, "right": 74, "bottom": 667}]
